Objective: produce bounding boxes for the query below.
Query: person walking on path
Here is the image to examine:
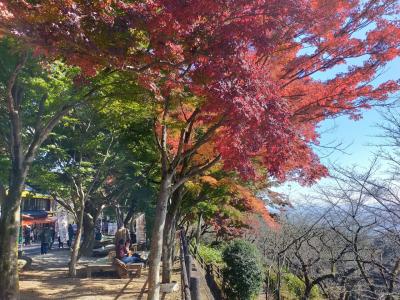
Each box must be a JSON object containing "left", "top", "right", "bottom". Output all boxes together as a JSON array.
[
  {"left": 33, "top": 226, "right": 39, "bottom": 242},
  {"left": 24, "top": 226, "right": 31, "bottom": 246},
  {"left": 49, "top": 226, "right": 56, "bottom": 249},
  {"left": 67, "top": 224, "right": 74, "bottom": 248},
  {"left": 58, "top": 234, "right": 65, "bottom": 249},
  {"left": 40, "top": 225, "right": 52, "bottom": 254}
]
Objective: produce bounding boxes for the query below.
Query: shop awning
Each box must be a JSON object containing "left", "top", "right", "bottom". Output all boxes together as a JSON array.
[
  {"left": 21, "top": 210, "right": 56, "bottom": 226},
  {"left": 22, "top": 210, "right": 48, "bottom": 218},
  {"left": 22, "top": 216, "right": 57, "bottom": 226},
  {"left": 21, "top": 214, "right": 34, "bottom": 220},
  {"left": 22, "top": 217, "right": 57, "bottom": 226}
]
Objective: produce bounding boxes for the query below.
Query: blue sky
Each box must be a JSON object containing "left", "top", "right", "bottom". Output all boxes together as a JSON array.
[
  {"left": 317, "top": 55, "right": 400, "bottom": 166},
  {"left": 278, "top": 55, "right": 400, "bottom": 202}
]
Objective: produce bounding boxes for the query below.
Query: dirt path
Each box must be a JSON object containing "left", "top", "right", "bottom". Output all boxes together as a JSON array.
[{"left": 19, "top": 249, "right": 180, "bottom": 300}]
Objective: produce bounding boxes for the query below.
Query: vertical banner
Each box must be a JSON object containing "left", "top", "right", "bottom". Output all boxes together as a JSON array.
[
  {"left": 136, "top": 214, "right": 146, "bottom": 243},
  {"left": 107, "top": 222, "right": 117, "bottom": 235},
  {"left": 57, "top": 212, "right": 68, "bottom": 243}
]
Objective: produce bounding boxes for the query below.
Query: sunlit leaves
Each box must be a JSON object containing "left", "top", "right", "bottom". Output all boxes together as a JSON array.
[{"left": 2, "top": 0, "right": 400, "bottom": 184}]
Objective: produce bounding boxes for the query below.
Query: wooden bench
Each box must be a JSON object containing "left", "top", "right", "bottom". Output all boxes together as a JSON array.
[
  {"left": 113, "top": 258, "right": 143, "bottom": 279},
  {"left": 86, "top": 250, "right": 116, "bottom": 278},
  {"left": 86, "top": 262, "right": 115, "bottom": 278},
  {"left": 86, "top": 249, "right": 143, "bottom": 279}
]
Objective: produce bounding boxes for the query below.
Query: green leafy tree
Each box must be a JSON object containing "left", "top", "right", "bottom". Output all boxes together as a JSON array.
[
  {"left": 98, "top": 92, "right": 159, "bottom": 232},
  {"left": 0, "top": 38, "right": 88, "bottom": 295},
  {"left": 30, "top": 72, "right": 158, "bottom": 274},
  {"left": 31, "top": 105, "right": 117, "bottom": 276},
  {"left": 222, "top": 240, "right": 264, "bottom": 300}
]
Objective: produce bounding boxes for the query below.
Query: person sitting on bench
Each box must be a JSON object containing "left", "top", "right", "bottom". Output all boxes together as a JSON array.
[{"left": 116, "top": 239, "right": 142, "bottom": 264}]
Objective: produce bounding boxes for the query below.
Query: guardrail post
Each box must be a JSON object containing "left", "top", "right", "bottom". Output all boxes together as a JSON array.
[
  {"left": 180, "top": 230, "right": 191, "bottom": 300},
  {"left": 190, "top": 273, "right": 201, "bottom": 300},
  {"left": 185, "top": 254, "right": 192, "bottom": 280}
]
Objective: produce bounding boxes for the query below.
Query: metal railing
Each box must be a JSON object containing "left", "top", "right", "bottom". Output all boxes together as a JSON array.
[
  {"left": 180, "top": 231, "right": 192, "bottom": 300},
  {"left": 189, "top": 242, "right": 224, "bottom": 300},
  {"left": 179, "top": 231, "right": 203, "bottom": 300}
]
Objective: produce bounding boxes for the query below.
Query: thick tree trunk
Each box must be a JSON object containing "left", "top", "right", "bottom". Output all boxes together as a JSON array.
[
  {"left": 0, "top": 196, "right": 22, "bottom": 300},
  {"left": 0, "top": 162, "right": 26, "bottom": 300},
  {"left": 161, "top": 211, "right": 177, "bottom": 283},
  {"left": 161, "top": 187, "right": 184, "bottom": 284},
  {"left": 79, "top": 213, "right": 95, "bottom": 257},
  {"left": 69, "top": 223, "right": 82, "bottom": 277},
  {"left": 69, "top": 223, "right": 82, "bottom": 276},
  {"left": 147, "top": 174, "right": 172, "bottom": 300}
]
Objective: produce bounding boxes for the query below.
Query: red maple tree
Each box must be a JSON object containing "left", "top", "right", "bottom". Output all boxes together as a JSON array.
[
  {"left": 1, "top": 1, "right": 399, "bottom": 182},
  {"left": 1, "top": 1, "right": 400, "bottom": 298}
]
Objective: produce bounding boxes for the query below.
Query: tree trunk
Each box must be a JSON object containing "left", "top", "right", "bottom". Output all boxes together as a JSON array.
[
  {"left": 161, "top": 211, "right": 177, "bottom": 283},
  {"left": 79, "top": 212, "right": 96, "bottom": 257},
  {"left": 147, "top": 174, "right": 172, "bottom": 300},
  {"left": 0, "top": 161, "right": 26, "bottom": 300},
  {"left": 277, "top": 256, "right": 282, "bottom": 300},
  {"left": 123, "top": 200, "right": 136, "bottom": 228},
  {"left": 161, "top": 186, "right": 184, "bottom": 284},
  {"left": 0, "top": 195, "right": 22, "bottom": 300},
  {"left": 195, "top": 212, "right": 202, "bottom": 251},
  {"left": 115, "top": 205, "right": 124, "bottom": 229},
  {"left": 386, "top": 258, "right": 400, "bottom": 300},
  {"left": 69, "top": 202, "right": 84, "bottom": 277},
  {"left": 302, "top": 284, "right": 313, "bottom": 300}
]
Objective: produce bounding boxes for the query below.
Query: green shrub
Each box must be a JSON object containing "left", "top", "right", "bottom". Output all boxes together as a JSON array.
[
  {"left": 265, "top": 269, "right": 321, "bottom": 299},
  {"left": 284, "top": 273, "right": 304, "bottom": 298},
  {"left": 197, "top": 244, "right": 224, "bottom": 266},
  {"left": 222, "top": 240, "right": 264, "bottom": 300}
]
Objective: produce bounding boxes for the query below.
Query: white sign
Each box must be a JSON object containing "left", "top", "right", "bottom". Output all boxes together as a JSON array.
[
  {"left": 107, "top": 222, "right": 118, "bottom": 235},
  {"left": 57, "top": 212, "right": 68, "bottom": 243}
]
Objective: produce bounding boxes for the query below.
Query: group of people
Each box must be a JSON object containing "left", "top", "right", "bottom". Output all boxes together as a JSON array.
[
  {"left": 114, "top": 226, "right": 145, "bottom": 264},
  {"left": 21, "top": 224, "right": 56, "bottom": 254},
  {"left": 41, "top": 224, "right": 76, "bottom": 254},
  {"left": 23, "top": 225, "right": 40, "bottom": 245},
  {"left": 21, "top": 223, "right": 76, "bottom": 255}
]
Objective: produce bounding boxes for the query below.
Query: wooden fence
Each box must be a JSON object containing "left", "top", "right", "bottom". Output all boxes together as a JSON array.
[
  {"left": 180, "top": 231, "right": 204, "bottom": 300},
  {"left": 189, "top": 242, "right": 225, "bottom": 300}
]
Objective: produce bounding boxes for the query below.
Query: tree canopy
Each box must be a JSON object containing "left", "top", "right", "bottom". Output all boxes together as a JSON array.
[{"left": 2, "top": 0, "right": 399, "bottom": 183}]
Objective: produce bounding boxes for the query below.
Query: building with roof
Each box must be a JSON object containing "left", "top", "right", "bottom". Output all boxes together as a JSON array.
[{"left": 20, "top": 186, "right": 57, "bottom": 227}]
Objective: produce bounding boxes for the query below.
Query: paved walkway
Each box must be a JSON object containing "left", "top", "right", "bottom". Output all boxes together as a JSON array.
[{"left": 19, "top": 249, "right": 180, "bottom": 300}]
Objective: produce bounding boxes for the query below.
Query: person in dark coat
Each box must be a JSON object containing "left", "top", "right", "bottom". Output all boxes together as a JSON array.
[
  {"left": 40, "top": 225, "right": 51, "bottom": 254},
  {"left": 24, "top": 226, "right": 31, "bottom": 246},
  {"left": 58, "top": 234, "right": 64, "bottom": 249},
  {"left": 49, "top": 226, "right": 56, "bottom": 249},
  {"left": 67, "top": 224, "right": 74, "bottom": 248}
]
